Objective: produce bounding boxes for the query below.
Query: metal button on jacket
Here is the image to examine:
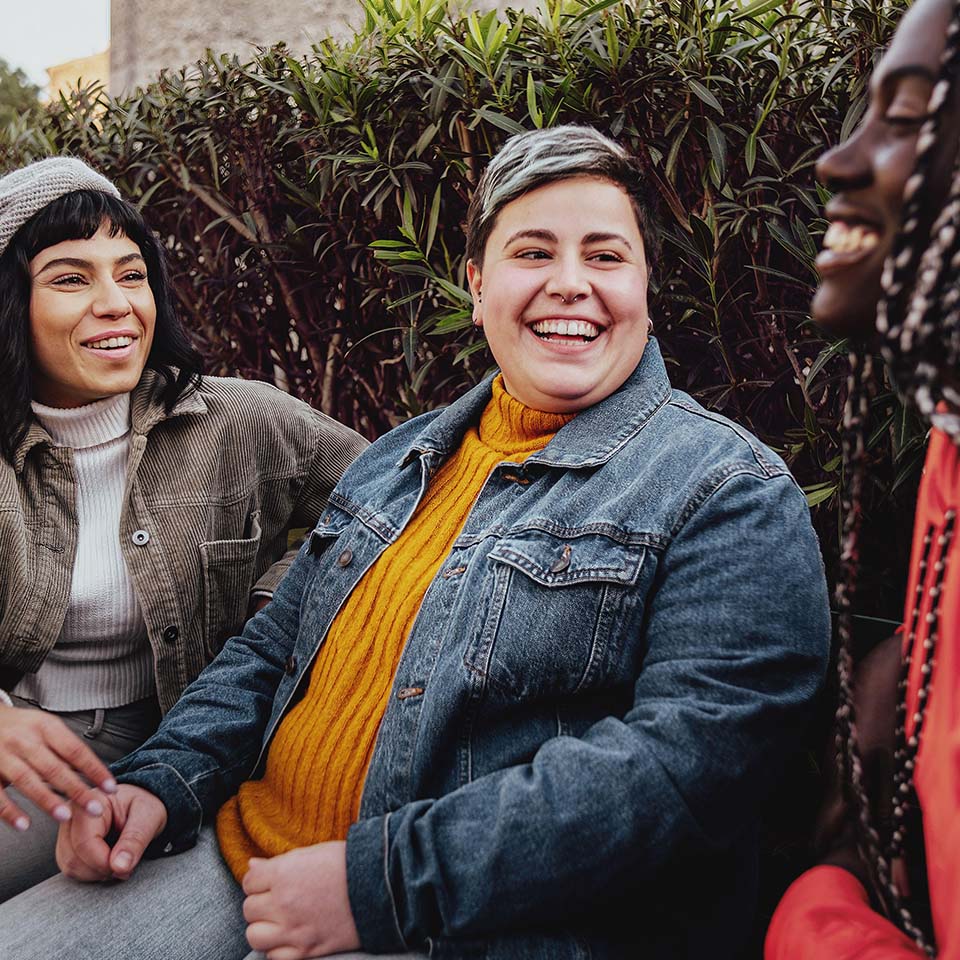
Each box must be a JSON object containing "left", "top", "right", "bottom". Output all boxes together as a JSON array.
[
  {"left": 162, "top": 625, "right": 179, "bottom": 643},
  {"left": 131, "top": 529, "right": 150, "bottom": 546},
  {"left": 337, "top": 548, "right": 353, "bottom": 567},
  {"left": 284, "top": 655, "right": 298, "bottom": 676}
]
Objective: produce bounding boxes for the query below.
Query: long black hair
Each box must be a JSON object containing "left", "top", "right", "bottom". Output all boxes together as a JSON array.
[
  {"left": 0, "top": 189, "right": 203, "bottom": 463},
  {"left": 836, "top": 3, "right": 960, "bottom": 953}
]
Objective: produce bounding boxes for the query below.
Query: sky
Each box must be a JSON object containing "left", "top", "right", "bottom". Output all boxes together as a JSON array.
[{"left": 0, "top": 0, "right": 109, "bottom": 87}]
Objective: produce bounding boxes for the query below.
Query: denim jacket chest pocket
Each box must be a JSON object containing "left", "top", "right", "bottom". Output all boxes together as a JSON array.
[{"left": 464, "top": 529, "right": 653, "bottom": 702}]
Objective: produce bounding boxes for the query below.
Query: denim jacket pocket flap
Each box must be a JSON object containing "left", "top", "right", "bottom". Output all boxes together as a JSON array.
[
  {"left": 487, "top": 532, "right": 646, "bottom": 587},
  {"left": 307, "top": 504, "right": 354, "bottom": 554}
]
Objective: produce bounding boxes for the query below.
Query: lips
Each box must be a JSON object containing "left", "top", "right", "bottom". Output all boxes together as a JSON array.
[{"left": 817, "top": 205, "right": 886, "bottom": 275}]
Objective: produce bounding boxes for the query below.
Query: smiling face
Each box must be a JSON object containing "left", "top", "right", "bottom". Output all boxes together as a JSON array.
[
  {"left": 813, "top": 0, "right": 960, "bottom": 337},
  {"left": 466, "top": 176, "right": 650, "bottom": 414},
  {"left": 28, "top": 225, "right": 156, "bottom": 408}
]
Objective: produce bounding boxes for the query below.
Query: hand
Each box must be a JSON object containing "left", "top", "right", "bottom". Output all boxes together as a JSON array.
[
  {"left": 242, "top": 841, "right": 361, "bottom": 960},
  {"left": 55, "top": 783, "right": 167, "bottom": 882},
  {"left": 0, "top": 703, "right": 117, "bottom": 831}
]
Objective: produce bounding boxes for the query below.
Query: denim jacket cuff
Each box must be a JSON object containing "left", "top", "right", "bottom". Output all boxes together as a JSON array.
[
  {"left": 347, "top": 814, "right": 408, "bottom": 953},
  {"left": 112, "top": 762, "right": 204, "bottom": 858}
]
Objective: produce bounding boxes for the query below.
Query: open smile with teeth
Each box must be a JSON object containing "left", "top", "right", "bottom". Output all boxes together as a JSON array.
[
  {"left": 84, "top": 335, "right": 137, "bottom": 351},
  {"left": 530, "top": 319, "right": 601, "bottom": 341},
  {"left": 823, "top": 221, "right": 880, "bottom": 255}
]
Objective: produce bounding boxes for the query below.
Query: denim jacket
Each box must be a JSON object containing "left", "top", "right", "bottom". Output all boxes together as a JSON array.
[{"left": 112, "top": 340, "right": 830, "bottom": 959}]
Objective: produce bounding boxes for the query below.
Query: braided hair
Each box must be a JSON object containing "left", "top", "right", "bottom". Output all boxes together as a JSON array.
[{"left": 836, "top": 2, "right": 960, "bottom": 953}]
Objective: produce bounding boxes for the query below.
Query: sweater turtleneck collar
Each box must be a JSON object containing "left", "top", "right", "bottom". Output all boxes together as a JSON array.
[
  {"left": 31, "top": 392, "right": 132, "bottom": 450},
  {"left": 477, "top": 375, "right": 574, "bottom": 457}
]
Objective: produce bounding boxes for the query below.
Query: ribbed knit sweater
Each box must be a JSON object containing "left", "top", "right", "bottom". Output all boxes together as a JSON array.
[
  {"left": 216, "top": 377, "right": 571, "bottom": 879},
  {"left": 14, "top": 393, "right": 152, "bottom": 710}
]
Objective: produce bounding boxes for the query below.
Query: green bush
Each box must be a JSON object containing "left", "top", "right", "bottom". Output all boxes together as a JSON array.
[{"left": 0, "top": 0, "right": 919, "bottom": 620}]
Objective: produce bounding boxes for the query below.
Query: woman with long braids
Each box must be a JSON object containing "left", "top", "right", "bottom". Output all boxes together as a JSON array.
[{"left": 766, "top": 0, "right": 960, "bottom": 956}]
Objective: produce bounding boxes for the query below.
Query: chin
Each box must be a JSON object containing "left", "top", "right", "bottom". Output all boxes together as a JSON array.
[{"left": 811, "top": 279, "right": 880, "bottom": 342}]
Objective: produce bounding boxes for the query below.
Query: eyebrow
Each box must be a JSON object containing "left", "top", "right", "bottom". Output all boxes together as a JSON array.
[
  {"left": 502, "top": 228, "right": 634, "bottom": 250},
  {"left": 34, "top": 252, "right": 146, "bottom": 276},
  {"left": 873, "top": 64, "right": 939, "bottom": 96}
]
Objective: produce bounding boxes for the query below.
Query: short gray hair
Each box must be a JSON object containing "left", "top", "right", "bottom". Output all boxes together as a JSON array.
[{"left": 464, "top": 125, "right": 660, "bottom": 270}]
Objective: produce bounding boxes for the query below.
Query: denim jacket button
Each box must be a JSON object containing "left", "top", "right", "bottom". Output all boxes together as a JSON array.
[
  {"left": 284, "top": 655, "right": 298, "bottom": 676},
  {"left": 337, "top": 548, "right": 353, "bottom": 567},
  {"left": 550, "top": 544, "right": 573, "bottom": 573},
  {"left": 131, "top": 529, "right": 150, "bottom": 546}
]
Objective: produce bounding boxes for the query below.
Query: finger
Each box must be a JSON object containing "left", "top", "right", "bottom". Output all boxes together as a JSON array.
[
  {"left": 245, "top": 920, "right": 287, "bottom": 953},
  {"left": 58, "top": 818, "right": 113, "bottom": 881},
  {"left": 266, "top": 948, "right": 305, "bottom": 960},
  {"left": 108, "top": 801, "right": 162, "bottom": 878},
  {"left": 32, "top": 749, "right": 108, "bottom": 818},
  {"left": 0, "top": 786, "right": 32, "bottom": 832},
  {"left": 242, "top": 892, "right": 274, "bottom": 924},
  {"left": 242, "top": 858, "right": 271, "bottom": 895},
  {"left": 4, "top": 754, "right": 75, "bottom": 824},
  {"left": 49, "top": 729, "right": 117, "bottom": 795}
]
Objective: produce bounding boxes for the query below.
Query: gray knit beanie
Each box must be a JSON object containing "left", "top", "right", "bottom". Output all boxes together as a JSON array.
[{"left": 0, "top": 157, "right": 120, "bottom": 257}]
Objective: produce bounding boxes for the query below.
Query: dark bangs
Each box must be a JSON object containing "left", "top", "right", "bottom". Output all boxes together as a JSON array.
[{"left": 14, "top": 190, "right": 154, "bottom": 261}]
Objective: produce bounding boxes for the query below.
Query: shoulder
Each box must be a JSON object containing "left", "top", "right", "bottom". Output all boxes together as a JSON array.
[
  {"left": 190, "top": 376, "right": 366, "bottom": 449},
  {"left": 651, "top": 389, "right": 794, "bottom": 483}
]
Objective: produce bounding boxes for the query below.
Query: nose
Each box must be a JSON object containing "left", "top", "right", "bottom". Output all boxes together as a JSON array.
[
  {"left": 91, "top": 278, "right": 133, "bottom": 318},
  {"left": 544, "top": 253, "right": 591, "bottom": 304},
  {"left": 816, "top": 123, "right": 874, "bottom": 193}
]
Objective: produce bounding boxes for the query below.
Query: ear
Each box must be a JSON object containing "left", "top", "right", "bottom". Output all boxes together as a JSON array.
[{"left": 466, "top": 259, "right": 483, "bottom": 328}]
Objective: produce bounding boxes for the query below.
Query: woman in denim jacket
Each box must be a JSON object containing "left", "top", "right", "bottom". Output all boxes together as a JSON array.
[{"left": 1, "top": 127, "right": 830, "bottom": 960}]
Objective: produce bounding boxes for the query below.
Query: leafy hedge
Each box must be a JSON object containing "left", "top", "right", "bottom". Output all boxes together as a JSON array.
[{"left": 1, "top": 0, "right": 917, "bottom": 615}]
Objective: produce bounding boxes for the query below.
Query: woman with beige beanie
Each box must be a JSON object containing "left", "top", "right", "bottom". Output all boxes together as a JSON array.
[{"left": 0, "top": 156, "right": 366, "bottom": 902}]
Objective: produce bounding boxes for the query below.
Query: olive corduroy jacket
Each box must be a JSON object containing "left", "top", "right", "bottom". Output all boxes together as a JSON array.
[{"left": 0, "top": 371, "right": 367, "bottom": 713}]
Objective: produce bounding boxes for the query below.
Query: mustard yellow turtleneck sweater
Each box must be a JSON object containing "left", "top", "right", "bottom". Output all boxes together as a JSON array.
[{"left": 216, "top": 376, "right": 572, "bottom": 880}]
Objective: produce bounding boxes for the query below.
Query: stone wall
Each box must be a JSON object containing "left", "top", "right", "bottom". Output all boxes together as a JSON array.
[{"left": 110, "top": 0, "right": 364, "bottom": 95}]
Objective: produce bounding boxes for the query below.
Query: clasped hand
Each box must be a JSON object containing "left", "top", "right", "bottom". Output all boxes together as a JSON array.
[{"left": 242, "top": 841, "right": 361, "bottom": 960}]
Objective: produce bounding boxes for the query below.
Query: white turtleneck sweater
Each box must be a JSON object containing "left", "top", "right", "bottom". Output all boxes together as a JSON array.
[{"left": 13, "top": 393, "right": 154, "bottom": 711}]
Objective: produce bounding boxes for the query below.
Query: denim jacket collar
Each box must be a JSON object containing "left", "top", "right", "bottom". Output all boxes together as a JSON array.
[
  {"left": 13, "top": 369, "right": 207, "bottom": 474},
  {"left": 402, "top": 337, "right": 671, "bottom": 471}
]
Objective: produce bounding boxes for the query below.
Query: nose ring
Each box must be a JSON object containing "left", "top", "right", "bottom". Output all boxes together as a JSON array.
[{"left": 559, "top": 294, "right": 584, "bottom": 305}]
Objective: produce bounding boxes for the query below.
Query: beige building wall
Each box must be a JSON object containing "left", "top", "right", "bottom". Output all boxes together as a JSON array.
[
  {"left": 110, "top": 0, "right": 536, "bottom": 96},
  {"left": 46, "top": 50, "right": 110, "bottom": 101},
  {"left": 110, "top": 0, "right": 363, "bottom": 95}
]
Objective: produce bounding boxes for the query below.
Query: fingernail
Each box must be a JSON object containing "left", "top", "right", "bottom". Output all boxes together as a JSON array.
[
  {"left": 85, "top": 799, "right": 103, "bottom": 816},
  {"left": 14, "top": 816, "right": 29, "bottom": 832},
  {"left": 53, "top": 804, "right": 72, "bottom": 822},
  {"left": 114, "top": 852, "right": 132, "bottom": 870},
  {"left": 101, "top": 778, "right": 118, "bottom": 794}
]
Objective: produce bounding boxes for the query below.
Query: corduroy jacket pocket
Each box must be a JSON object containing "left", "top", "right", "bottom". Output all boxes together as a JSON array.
[{"left": 199, "top": 511, "right": 262, "bottom": 656}]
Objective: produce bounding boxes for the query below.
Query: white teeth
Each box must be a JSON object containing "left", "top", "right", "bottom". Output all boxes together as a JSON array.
[
  {"left": 87, "top": 335, "right": 134, "bottom": 350},
  {"left": 823, "top": 222, "right": 880, "bottom": 254},
  {"left": 531, "top": 319, "right": 600, "bottom": 339}
]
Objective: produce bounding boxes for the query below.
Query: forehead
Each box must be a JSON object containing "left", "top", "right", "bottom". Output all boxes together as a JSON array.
[
  {"left": 876, "top": 0, "right": 952, "bottom": 81},
  {"left": 493, "top": 176, "right": 640, "bottom": 234}
]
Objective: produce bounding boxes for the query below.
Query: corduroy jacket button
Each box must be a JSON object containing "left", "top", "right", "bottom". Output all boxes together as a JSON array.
[
  {"left": 337, "top": 548, "right": 353, "bottom": 567},
  {"left": 162, "top": 625, "right": 179, "bottom": 643},
  {"left": 131, "top": 529, "right": 150, "bottom": 546},
  {"left": 284, "top": 655, "right": 298, "bottom": 676}
]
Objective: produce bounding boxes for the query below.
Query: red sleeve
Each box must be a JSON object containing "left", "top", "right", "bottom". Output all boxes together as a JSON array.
[{"left": 765, "top": 865, "right": 924, "bottom": 960}]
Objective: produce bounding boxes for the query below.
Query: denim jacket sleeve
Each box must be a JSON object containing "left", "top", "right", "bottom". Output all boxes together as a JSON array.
[
  {"left": 109, "top": 538, "right": 315, "bottom": 856},
  {"left": 346, "top": 469, "right": 831, "bottom": 952}
]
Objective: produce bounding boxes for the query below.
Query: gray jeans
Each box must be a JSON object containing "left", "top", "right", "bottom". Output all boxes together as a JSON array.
[
  {"left": 0, "top": 695, "right": 161, "bottom": 904},
  {"left": 0, "top": 826, "right": 424, "bottom": 960}
]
